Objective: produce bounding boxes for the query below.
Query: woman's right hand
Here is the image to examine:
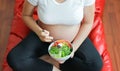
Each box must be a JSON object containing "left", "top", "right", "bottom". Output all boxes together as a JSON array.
[{"left": 38, "top": 29, "right": 54, "bottom": 42}]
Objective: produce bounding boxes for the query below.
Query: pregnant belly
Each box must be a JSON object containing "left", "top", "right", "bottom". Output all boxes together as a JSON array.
[{"left": 39, "top": 22, "right": 80, "bottom": 42}]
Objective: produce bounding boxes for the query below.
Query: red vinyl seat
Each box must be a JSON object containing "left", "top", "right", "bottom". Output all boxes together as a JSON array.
[{"left": 2, "top": 0, "right": 113, "bottom": 71}]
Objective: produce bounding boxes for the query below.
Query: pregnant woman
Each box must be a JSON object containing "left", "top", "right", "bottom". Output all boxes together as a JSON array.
[{"left": 7, "top": 0, "right": 103, "bottom": 71}]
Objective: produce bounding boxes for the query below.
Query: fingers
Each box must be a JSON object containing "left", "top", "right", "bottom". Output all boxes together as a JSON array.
[
  {"left": 41, "top": 30, "right": 50, "bottom": 37},
  {"left": 44, "top": 36, "right": 54, "bottom": 42},
  {"left": 40, "top": 30, "right": 54, "bottom": 42},
  {"left": 70, "top": 52, "right": 74, "bottom": 58},
  {"left": 70, "top": 48, "right": 75, "bottom": 58},
  {"left": 46, "top": 36, "right": 53, "bottom": 40}
]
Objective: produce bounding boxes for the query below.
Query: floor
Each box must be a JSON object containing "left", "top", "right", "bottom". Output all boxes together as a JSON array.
[
  {"left": 103, "top": 0, "right": 120, "bottom": 70},
  {"left": 0, "top": 0, "right": 14, "bottom": 71},
  {"left": 0, "top": 0, "right": 120, "bottom": 71}
]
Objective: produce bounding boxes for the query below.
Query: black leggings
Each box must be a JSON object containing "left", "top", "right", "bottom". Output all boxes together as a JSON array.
[{"left": 7, "top": 31, "right": 103, "bottom": 71}]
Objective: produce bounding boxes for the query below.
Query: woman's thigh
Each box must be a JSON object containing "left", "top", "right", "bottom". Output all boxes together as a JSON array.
[
  {"left": 60, "top": 38, "right": 103, "bottom": 71},
  {"left": 75, "top": 38, "right": 102, "bottom": 62},
  {"left": 7, "top": 31, "right": 53, "bottom": 71},
  {"left": 8, "top": 31, "right": 50, "bottom": 57}
]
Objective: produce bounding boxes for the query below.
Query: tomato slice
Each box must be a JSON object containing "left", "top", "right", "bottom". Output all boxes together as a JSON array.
[{"left": 53, "top": 40, "right": 72, "bottom": 48}]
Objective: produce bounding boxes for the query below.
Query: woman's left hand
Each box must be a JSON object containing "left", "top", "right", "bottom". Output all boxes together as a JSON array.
[
  {"left": 70, "top": 50, "right": 75, "bottom": 58},
  {"left": 70, "top": 43, "right": 77, "bottom": 58}
]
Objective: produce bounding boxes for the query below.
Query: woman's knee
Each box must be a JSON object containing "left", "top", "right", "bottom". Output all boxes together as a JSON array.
[
  {"left": 88, "top": 57, "right": 103, "bottom": 71},
  {"left": 7, "top": 50, "right": 24, "bottom": 71},
  {"left": 7, "top": 55, "right": 15, "bottom": 70}
]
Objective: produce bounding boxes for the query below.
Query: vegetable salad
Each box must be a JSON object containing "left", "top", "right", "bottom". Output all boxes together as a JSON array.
[{"left": 49, "top": 40, "right": 73, "bottom": 58}]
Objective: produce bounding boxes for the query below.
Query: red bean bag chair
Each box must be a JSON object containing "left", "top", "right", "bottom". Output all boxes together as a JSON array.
[{"left": 2, "top": 0, "right": 113, "bottom": 71}]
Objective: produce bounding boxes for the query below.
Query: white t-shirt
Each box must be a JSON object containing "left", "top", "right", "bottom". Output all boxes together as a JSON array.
[{"left": 27, "top": 0, "right": 95, "bottom": 25}]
